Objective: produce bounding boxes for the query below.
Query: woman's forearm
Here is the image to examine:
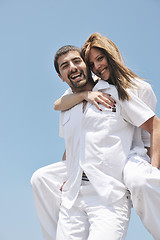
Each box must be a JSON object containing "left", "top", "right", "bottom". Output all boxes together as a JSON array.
[
  {"left": 54, "top": 92, "right": 86, "bottom": 111},
  {"left": 54, "top": 91, "right": 116, "bottom": 111}
]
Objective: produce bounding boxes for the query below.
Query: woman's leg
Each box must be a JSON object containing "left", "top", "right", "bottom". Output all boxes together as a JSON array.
[{"left": 124, "top": 155, "right": 160, "bottom": 240}]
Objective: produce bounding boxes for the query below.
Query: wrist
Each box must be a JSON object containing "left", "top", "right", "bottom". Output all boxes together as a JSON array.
[{"left": 79, "top": 91, "right": 89, "bottom": 101}]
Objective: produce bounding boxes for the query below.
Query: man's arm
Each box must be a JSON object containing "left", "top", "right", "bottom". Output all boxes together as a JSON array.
[
  {"left": 140, "top": 115, "right": 160, "bottom": 168},
  {"left": 145, "top": 147, "right": 151, "bottom": 157},
  {"left": 54, "top": 91, "right": 116, "bottom": 111},
  {"left": 62, "top": 150, "right": 66, "bottom": 161}
]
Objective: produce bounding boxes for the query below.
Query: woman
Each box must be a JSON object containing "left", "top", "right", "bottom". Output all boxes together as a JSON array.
[
  {"left": 54, "top": 33, "right": 160, "bottom": 240},
  {"left": 54, "top": 33, "right": 156, "bottom": 156}
]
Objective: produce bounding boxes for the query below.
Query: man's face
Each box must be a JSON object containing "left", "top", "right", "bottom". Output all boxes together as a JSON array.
[{"left": 58, "top": 51, "right": 88, "bottom": 90}]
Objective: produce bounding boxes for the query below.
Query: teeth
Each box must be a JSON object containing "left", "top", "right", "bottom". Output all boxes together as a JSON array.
[
  {"left": 100, "top": 69, "right": 106, "bottom": 74},
  {"left": 71, "top": 73, "right": 81, "bottom": 79}
]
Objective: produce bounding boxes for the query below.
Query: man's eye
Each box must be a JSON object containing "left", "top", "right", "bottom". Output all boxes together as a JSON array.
[
  {"left": 74, "top": 60, "right": 81, "bottom": 64},
  {"left": 62, "top": 64, "right": 68, "bottom": 69}
]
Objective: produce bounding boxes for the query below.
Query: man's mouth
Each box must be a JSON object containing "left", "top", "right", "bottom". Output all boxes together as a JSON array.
[{"left": 70, "top": 72, "right": 83, "bottom": 81}]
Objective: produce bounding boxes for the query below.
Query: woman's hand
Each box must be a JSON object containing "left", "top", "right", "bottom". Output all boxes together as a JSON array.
[
  {"left": 60, "top": 181, "right": 66, "bottom": 191},
  {"left": 82, "top": 91, "right": 116, "bottom": 111},
  {"left": 54, "top": 90, "right": 116, "bottom": 111}
]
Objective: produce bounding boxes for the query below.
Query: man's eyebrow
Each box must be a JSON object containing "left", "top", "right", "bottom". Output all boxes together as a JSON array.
[
  {"left": 72, "top": 57, "right": 81, "bottom": 61},
  {"left": 59, "top": 57, "right": 82, "bottom": 69}
]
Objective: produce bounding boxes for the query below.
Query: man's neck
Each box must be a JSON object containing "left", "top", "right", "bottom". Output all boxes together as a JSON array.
[{"left": 72, "top": 81, "right": 95, "bottom": 93}]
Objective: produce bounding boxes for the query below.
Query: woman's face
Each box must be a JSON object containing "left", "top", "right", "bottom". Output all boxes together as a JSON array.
[{"left": 88, "top": 47, "right": 110, "bottom": 81}]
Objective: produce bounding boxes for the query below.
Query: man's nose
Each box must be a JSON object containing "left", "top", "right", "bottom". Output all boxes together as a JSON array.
[{"left": 69, "top": 62, "right": 77, "bottom": 72}]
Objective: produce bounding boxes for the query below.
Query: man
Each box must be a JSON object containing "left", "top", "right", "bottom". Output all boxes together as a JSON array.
[
  {"left": 55, "top": 45, "right": 132, "bottom": 240},
  {"left": 31, "top": 45, "right": 160, "bottom": 240}
]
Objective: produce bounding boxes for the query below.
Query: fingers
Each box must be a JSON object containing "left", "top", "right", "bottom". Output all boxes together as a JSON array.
[
  {"left": 60, "top": 181, "right": 66, "bottom": 191},
  {"left": 86, "top": 91, "right": 116, "bottom": 111},
  {"left": 95, "top": 94, "right": 116, "bottom": 109},
  {"left": 102, "top": 93, "right": 116, "bottom": 106},
  {"left": 93, "top": 100, "right": 102, "bottom": 111},
  {"left": 93, "top": 97, "right": 115, "bottom": 111},
  {"left": 97, "top": 100, "right": 112, "bottom": 109}
]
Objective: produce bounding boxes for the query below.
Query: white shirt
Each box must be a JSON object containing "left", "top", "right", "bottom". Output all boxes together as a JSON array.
[
  {"left": 59, "top": 80, "right": 155, "bottom": 209},
  {"left": 60, "top": 78, "right": 157, "bottom": 149},
  {"left": 129, "top": 78, "right": 157, "bottom": 155}
]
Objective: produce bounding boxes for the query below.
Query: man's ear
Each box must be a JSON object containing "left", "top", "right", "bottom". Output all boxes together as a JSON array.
[{"left": 58, "top": 73, "right": 65, "bottom": 82}]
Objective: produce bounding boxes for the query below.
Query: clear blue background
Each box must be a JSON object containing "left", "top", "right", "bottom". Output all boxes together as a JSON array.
[{"left": 0, "top": 0, "right": 160, "bottom": 239}]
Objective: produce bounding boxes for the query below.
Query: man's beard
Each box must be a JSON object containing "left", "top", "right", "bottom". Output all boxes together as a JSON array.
[{"left": 68, "top": 70, "right": 88, "bottom": 89}]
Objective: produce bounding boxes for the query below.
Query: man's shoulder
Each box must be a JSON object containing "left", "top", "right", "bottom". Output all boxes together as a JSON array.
[{"left": 62, "top": 88, "right": 72, "bottom": 96}]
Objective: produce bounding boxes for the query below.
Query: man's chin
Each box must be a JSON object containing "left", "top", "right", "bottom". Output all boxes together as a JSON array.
[{"left": 71, "top": 79, "right": 87, "bottom": 89}]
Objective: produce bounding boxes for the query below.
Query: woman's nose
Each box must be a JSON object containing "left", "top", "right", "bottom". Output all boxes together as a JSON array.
[{"left": 94, "top": 61, "right": 100, "bottom": 71}]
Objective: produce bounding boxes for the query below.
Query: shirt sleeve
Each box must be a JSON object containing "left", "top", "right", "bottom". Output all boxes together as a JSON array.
[
  {"left": 59, "top": 112, "right": 64, "bottom": 138},
  {"left": 120, "top": 89, "right": 155, "bottom": 127},
  {"left": 138, "top": 81, "right": 157, "bottom": 111},
  {"left": 61, "top": 88, "right": 73, "bottom": 96},
  {"left": 137, "top": 82, "right": 157, "bottom": 147},
  {"left": 59, "top": 88, "right": 72, "bottom": 138}
]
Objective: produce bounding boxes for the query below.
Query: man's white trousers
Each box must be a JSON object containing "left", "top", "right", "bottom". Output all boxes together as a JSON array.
[
  {"left": 56, "top": 181, "right": 131, "bottom": 240},
  {"left": 31, "top": 161, "right": 67, "bottom": 240}
]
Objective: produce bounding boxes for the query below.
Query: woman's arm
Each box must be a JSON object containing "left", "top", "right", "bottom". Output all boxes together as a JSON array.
[
  {"left": 54, "top": 91, "right": 116, "bottom": 111},
  {"left": 140, "top": 115, "right": 160, "bottom": 169}
]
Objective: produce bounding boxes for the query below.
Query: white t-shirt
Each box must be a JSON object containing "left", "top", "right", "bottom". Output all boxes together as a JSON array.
[{"left": 59, "top": 80, "right": 155, "bottom": 209}]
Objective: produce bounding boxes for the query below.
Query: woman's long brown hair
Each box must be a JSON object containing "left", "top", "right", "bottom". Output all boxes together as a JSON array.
[{"left": 81, "top": 33, "right": 142, "bottom": 100}]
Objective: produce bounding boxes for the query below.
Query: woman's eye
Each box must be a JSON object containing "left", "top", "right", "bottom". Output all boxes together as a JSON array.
[{"left": 98, "top": 56, "right": 103, "bottom": 61}]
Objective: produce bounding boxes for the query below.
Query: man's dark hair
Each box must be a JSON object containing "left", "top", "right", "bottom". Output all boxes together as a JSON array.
[{"left": 54, "top": 45, "right": 81, "bottom": 74}]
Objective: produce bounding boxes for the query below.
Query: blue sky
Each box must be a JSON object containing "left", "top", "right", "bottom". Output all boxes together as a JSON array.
[{"left": 0, "top": 0, "right": 160, "bottom": 239}]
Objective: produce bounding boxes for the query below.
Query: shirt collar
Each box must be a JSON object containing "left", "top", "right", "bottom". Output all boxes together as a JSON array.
[
  {"left": 92, "top": 80, "right": 110, "bottom": 91},
  {"left": 67, "top": 80, "right": 110, "bottom": 94}
]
